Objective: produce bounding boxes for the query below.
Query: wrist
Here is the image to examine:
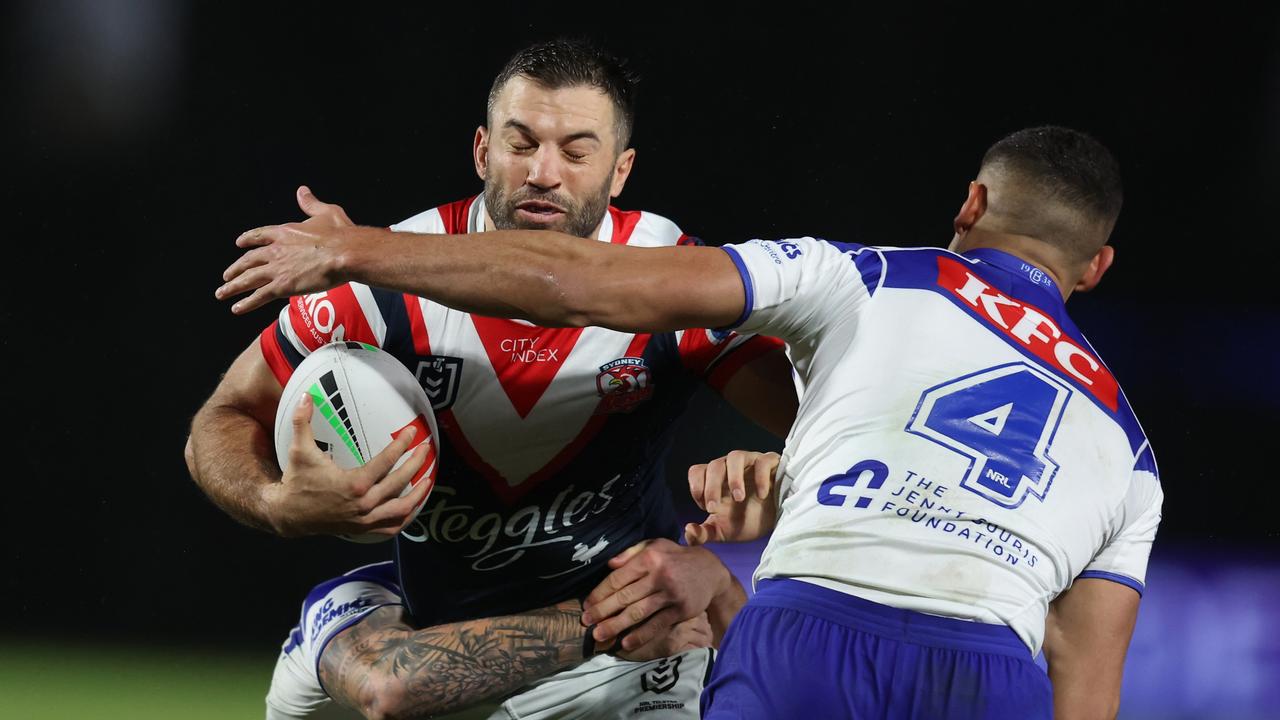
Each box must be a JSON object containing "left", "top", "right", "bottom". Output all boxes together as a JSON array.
[
  {"left": 694, "top": 545, "right": 734, "bottom": 598},
  {"left": 331, "top": 227, "right": 366, "bottom": 285},
  {"left": 337, "top": 226, "right": 395, "bottom": 287},
  {"left": 707, "top": 574, "right": 748, "bottom": 646},
  {"left": 258, "top": 482, "right": 293, "bottom": 537}
]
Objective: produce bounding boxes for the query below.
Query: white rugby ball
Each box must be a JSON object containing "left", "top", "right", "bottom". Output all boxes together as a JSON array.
[{"left": 273, "top": 341, "right": 440, "bottom": 543}]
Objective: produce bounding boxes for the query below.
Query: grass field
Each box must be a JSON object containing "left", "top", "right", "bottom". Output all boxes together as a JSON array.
[{"left": 0, "top": 641, "right": 272, "bottom": 719}]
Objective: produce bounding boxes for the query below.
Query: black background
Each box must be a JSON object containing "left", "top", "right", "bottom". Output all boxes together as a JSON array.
[{"left": 6, "top": 3, "right": 1277, "bottom": 653}]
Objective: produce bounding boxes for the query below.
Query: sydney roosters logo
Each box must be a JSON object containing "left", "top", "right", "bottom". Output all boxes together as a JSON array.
[
  {"left": 595, "top": 357, "right": 654, "bottom": 414},
  {"left": 936, "top": 257, "right": 1119, "bottom": 411}
]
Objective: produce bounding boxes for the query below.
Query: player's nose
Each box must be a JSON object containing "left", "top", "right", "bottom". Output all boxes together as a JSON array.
[{"left": 525, "top": 145, "right": 563, "bottom": 190}]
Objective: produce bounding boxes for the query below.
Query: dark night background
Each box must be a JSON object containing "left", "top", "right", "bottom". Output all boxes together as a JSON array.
[{"left": 4, "top": 2, "right": 1278, "bottom": 717}]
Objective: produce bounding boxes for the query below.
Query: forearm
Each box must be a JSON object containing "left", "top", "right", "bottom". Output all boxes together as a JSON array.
[
  {"left": 188, "top": 402, "right": 280, "bottom": 533},
  {"left": 1047, "top": 660, "right": 1121, "bottom": 720},
  {"left": 338, "top": 227, "right": 741, "bottom": 332},
  {"left": 340, "top": 227, "right": 577, "bottom": 326},
  {"left": 321, "top": 601, "right": 586, "bottom": 720}
]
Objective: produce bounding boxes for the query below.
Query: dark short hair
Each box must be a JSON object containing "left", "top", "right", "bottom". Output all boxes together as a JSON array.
[
  {"left": 487, "top": 39, "right": 639, "bottom": 152},
  {"left": 981, "top": 126, "right": 1124, "bottom": 231}
]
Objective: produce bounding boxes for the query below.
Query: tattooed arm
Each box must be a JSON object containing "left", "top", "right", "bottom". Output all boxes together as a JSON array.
[{"left": 320, "top": 600, "right": 588, "bottom": 720}]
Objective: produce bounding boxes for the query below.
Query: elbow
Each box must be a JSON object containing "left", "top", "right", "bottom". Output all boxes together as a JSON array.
[
  {"left": 183, "top": 434, "right": 199, "bottom": 482},
  {"left": 355, "top": 675, "right": 414, "bottom": 720}
]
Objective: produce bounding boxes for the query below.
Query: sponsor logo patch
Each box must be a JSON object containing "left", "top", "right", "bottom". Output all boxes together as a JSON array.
[{"left": 595, "top": 357, "right": 654, "bottom": 414}]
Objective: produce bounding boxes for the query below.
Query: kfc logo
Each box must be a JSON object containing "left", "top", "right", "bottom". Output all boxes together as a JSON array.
[{"left": 936, "top": 257, "right": 1119, "bottom": 411}]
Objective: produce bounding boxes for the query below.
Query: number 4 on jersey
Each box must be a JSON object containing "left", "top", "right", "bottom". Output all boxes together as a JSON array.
[{"left": 906, "top": 362, "right": 1072, "bottom": 509}]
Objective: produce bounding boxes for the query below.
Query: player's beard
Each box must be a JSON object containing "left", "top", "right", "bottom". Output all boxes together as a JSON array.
[{"left": 484, "top": 172, "right": 612, "bottom": 240}]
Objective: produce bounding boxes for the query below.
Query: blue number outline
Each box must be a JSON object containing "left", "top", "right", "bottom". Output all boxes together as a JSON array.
[{"left": 905, "top": 361, "right": 1072, "bottom": 509}]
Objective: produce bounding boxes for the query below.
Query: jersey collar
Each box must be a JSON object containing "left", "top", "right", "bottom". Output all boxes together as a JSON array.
[{"left": 961, "top": 248, "right": 1062, "bottom": 302}]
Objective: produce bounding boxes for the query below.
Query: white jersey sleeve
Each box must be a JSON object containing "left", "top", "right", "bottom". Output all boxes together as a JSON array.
[
  {"left": 1076, "top": 445, "right": 1163, "bottom": 594},
  {"left": 721, "top": 238, "right": 884, "bottom": 344}
]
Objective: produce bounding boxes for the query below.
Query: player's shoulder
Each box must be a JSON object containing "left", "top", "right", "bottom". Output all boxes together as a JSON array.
[
  {"left": 389, "top": 196, "right": 478, "bottom": 234},
  {"left": 611, "top": 206, "right": 696, "bottom": 248}
]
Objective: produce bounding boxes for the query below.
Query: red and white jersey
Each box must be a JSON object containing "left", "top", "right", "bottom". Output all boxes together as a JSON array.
[
  {"left": 722, "top": 237, "right": 1162, "bottom": 655},
  {"left": 260, "top": 196, "right": 782, "bottom": 624}
]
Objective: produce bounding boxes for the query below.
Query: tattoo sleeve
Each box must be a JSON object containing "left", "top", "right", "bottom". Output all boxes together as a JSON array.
[{"left": 320, "top": 600, "right": 586, "bottom": 719}]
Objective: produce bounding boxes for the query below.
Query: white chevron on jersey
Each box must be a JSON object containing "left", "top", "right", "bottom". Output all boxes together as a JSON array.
[{"left": 412, "top": 296, "right": 645, "bottom": 487}]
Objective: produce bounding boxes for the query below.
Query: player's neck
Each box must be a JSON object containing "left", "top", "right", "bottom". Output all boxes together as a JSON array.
[{"left": 951, "top": 227, "right": 1073, "bottom": 300}]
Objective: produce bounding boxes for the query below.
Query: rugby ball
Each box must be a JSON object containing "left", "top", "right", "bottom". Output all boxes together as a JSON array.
[{"left": 273, "top": 341, "right": 439, "bottom": 543}]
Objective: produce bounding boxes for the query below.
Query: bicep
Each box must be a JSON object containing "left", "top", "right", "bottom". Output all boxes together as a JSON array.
[{"left": 201, "top": 340, "right": 284, "bottom": 430}]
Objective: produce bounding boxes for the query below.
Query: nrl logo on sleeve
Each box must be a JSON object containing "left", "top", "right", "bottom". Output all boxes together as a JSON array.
[
  {"left": 414, "top": 356, "right": 463, "bottom": 412},
  {"left": 595, "top": 357, "right": 654, "bottom": 414}
]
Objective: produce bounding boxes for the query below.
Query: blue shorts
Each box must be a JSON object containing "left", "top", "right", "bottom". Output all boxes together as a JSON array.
[{"left": 702, "top": 579, "right": 1051, "bottom": 720}]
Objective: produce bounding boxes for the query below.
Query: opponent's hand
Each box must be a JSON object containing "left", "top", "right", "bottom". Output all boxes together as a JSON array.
[
  {"left": 582, "top": 538, "right": 731, "bottom": 653},
  {"left": 264, "top": 394, "right": 432, "bottom": 538},
  {"left": 614, "top": 612, "right": 713, "bottom": 662},
  {"left": 684, "top": 450, "right": 781, "bottom": 545},
  {"left": 216, "top": 186, "right": 359, "bottom": 314}
]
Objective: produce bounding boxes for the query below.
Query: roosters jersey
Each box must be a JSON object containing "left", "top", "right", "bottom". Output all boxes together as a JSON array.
[
  {"left": 722, "top": 238, "right": 1162, "bottom": 655},
  {"left": 260, "top": 196, "right": 781, "bottom": 625}
]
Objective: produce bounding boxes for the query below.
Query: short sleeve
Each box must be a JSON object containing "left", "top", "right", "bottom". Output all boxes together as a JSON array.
[
  {"left": 720, "top": 237, "right": 884, "bottom": 343},
  {"left": 260, "top": 283, "right": 393, "bottom": 386},
  {"left": 1077, "top": 446, "right": 1163, "bottom": 596}
]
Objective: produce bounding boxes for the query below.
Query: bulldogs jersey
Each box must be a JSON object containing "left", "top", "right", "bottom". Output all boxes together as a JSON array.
[
  {"left": 721, "top": 238, "right": 1162, "bottom": 655},
  {"left": 260, "top": 196, "right": 781, "bottom": 625}
]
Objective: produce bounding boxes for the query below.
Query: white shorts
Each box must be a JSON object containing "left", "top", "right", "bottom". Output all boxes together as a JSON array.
[{"left": 265, "top": 562, "right": 712, "bottom": 720}]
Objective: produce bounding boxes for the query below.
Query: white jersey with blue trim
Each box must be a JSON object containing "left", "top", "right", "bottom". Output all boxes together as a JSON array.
[{"left": 721, "top": 237, "right": 1162, "bottom": 655}]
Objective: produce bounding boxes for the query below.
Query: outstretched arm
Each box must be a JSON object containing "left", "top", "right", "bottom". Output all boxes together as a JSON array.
[{"left": 217, "top": 211, "right": 746, "bottom": 333}]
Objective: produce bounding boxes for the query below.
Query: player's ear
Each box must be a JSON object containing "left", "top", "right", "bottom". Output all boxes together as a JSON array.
[
  {"left": 473, "top": 126, "right": 489, "bottom": 181},
  {"left": 953, "top": 181, "right": 988, "bottom": 236},
  {"left": 1075, "top": 245, "right": 1115, "bottom": 293},
  {"left": 609, "top": 147, "right": 636, "bottom": 198}
]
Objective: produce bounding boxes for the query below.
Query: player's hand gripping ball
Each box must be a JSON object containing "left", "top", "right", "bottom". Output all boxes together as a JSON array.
[{"left": 273, "top": 342, "right": 440, "bottom": 542}]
